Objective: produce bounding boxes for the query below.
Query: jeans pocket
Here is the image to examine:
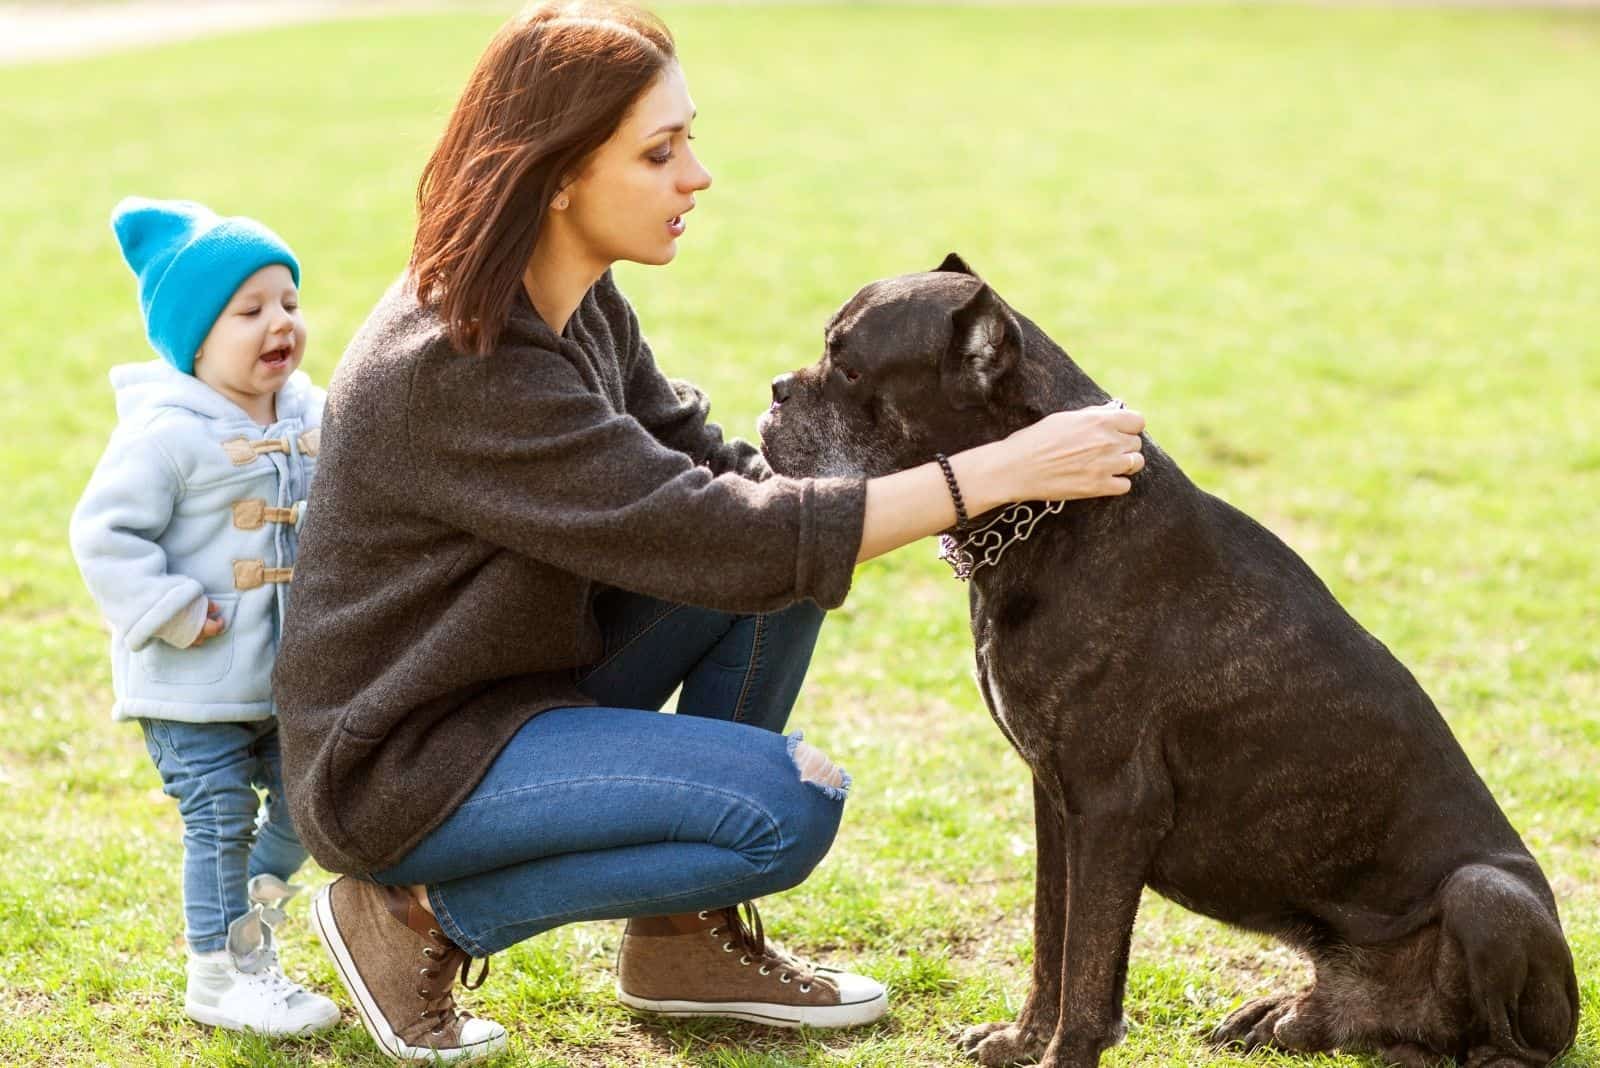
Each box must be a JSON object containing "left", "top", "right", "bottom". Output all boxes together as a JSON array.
[
  {"left": 140, "top": 719, "right": 166, "bottom": 769},
  {"left": 138, "top": 593, "right": 238, "bottom": 685}
]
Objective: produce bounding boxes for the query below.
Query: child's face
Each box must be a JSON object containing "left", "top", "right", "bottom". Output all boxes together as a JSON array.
[{"left": 193, "top": 264, "right": 305, "bottom": 412}]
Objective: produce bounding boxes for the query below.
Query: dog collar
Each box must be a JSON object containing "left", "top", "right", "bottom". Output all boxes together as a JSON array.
[
  {"left": 937, "top": 498, "right": 1067, "bottom": 581},
  {"left": 938, "top": 399, "right": 1125, "bottom": 581}
]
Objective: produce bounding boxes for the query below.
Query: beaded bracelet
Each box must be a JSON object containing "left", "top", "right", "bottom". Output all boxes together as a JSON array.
[{"left": 933, "top": 453, "right": 969, "bottom": 532}]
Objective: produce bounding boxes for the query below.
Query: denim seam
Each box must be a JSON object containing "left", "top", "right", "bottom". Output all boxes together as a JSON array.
[
  {"left": 427, "top": 885, "right": 489, "bottom": 959},
  {"left": 433, "top": 779, "right": 791, "bottom": 953},
  {"left": 466, "top": 855, "right": 784, "bottom": 950},
  {"left": 730, "top": 613, "right": 765, "bottom": 725},
  {"left": 452, "top": 776, "right": 784, "bottom": 845},
  {"left": 155, "top": 722, "right": 231, "bottom": 953},
  {"left": 575, "top": 601, "right": 682, "bottom": 683}
]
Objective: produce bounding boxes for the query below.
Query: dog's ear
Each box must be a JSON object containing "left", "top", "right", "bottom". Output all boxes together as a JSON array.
[
  {"left": 933, "top": 252, "right": 978, "bottom": 277},
  {"left": 942, "top": 283, "right": 1019, "bottom": 410}
]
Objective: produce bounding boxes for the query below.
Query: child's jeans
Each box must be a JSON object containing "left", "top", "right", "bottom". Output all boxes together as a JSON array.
[
  {"left": 138, "top": 718, "right": 309, "bottom": 954},
  {"left": 372, "top": 588, "right": 844, "bottom": 957}
]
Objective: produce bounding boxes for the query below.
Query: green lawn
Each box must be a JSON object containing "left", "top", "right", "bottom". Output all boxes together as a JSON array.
[{"left": 2, "top": 5, "right": 1597, "bottom": 1066}]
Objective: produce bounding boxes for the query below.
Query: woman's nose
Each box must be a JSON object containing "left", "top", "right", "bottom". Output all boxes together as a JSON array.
[{"left": 683, "top": 151, "right": 712, "bottom": 193}]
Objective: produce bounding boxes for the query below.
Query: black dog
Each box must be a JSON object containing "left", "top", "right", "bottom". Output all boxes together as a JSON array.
[{"left": 757, "top": 255, "right": 1579, "bottom": 1068}]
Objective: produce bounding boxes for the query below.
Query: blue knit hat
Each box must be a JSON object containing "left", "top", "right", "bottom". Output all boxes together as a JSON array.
[{"left": 109, "top": 197, "right": 301, "bottom": 374}]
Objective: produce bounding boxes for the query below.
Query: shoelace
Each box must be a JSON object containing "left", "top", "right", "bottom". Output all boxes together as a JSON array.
[
  {"left": 244, "top": 949, "right": 312, "bottom": 1005},
  {"left": 707, "top": 901, "right": 820, "bottom": 991},
  {"left": 417, "top": 930, "right": 491, "bottom": 1037}
]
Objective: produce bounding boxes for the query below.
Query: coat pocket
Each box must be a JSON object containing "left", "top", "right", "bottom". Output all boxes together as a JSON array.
[{"left": 138, "top": 593, "right": 238, "bottom": 686}]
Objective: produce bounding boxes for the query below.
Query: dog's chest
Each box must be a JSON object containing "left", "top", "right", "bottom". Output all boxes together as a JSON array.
[
  {"left": 973, "top": 628, "right": 1052, "bottom": 763},
  {"left": 968, "top": 575, "right": 1080, "bottom": 764},
  {"left": 980, "top": 661, "right": 1021, "bottom": 744}
]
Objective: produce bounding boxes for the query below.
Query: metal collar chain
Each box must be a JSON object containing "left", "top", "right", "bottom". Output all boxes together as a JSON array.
[
  {"left": 937, "top": 498, "right": 1067, "bottom": 581},
  {"left": 936, "top": 399, "right": 1124, "bottom": 581}
]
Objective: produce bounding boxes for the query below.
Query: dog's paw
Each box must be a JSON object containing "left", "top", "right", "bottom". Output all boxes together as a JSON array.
[
  {"left": 957, "top": 1021, "right": 1049, "bottom": 1066},
  {"left": 1209, "top": 993, "right": 1302, "bottom": 1052},
  {"left": 1464, "top": 1050, "right": 1538, "bottom": 1068},
  {"left": 1378, "top": 1042, "right": 1452, "bottom": 1068}
]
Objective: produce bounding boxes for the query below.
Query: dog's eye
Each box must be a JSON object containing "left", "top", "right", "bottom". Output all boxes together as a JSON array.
[{"left": 835, "top": 365, "right": 861, "bottom": 384}]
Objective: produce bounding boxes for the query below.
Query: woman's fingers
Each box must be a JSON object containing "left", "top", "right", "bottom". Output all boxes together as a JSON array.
[
  {"left": 1099, "top": 451, "right": 1141, "bottom": 476},
  {"left": 1083, "top": 406, "right": 1146, "bottom": 496},
  {"left": 1113, "top": 430, "right": 1144, "bottom": 452},
  {"left": 1108, "top": 408, "right": 1146, "bottom": 435},
  {"left": 1002, "top": 403, "right": 1148, "bottom": 503}
]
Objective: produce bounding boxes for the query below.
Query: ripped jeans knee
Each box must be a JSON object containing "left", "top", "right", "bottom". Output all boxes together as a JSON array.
[{"left": 786, "top": 732, "right": 850, "bottom": 801}]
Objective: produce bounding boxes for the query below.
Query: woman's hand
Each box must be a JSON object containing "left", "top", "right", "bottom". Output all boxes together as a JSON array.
[
  {"left": 994, "top": 402, "right": 1146, "bottom": 503},
  {"left": 855, "top": 402, "right": 1147, "bottom": 566}
]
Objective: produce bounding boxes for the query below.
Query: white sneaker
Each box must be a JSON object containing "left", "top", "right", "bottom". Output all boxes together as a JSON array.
[{"left": 185, "top": 949, "right": 341, "bottom": 1035}]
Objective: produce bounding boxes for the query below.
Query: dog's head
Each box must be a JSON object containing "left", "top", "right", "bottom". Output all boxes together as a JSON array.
[{"left": 759, "top": 253, "right": 1107, "bottom": 479}]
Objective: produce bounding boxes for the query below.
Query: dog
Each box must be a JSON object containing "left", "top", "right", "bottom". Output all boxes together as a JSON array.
[{"left": 756, "top": 254, "right": 1579, "bottom": 1068}]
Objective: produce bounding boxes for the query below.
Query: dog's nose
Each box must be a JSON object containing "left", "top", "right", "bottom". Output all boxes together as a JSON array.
[{"left": 770, "top": 373, "right": 794, "bottom": 406}]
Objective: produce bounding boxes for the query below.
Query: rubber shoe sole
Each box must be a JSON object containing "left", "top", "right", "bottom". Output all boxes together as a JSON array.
[
  {"left": 184, "top": 998, "right": 338, "bottom": 1036},
  {"left": 616, "top": 984, "right": 888, "bottom": 1029},
  {"left": 310, "top": 885, "right": 506, "bottom": 1063}
]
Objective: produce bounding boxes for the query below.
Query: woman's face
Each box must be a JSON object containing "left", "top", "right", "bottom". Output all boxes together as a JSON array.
[{"left": 561, "top": 63, "right": 712, "bottom": 268}]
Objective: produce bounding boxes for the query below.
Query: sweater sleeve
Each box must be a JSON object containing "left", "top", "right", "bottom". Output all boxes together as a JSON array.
[
  {"left": 607, "top": 276, "right": 773, "bottom": 482},
  {"left": 406, "top": 347, "right": 864, "bottom": 614},
  {"left": 68, "top": 431, "right": 206, "bottom": 651},
  {"left": 624, "top": 340, "right": 773, "bottom": 482}
]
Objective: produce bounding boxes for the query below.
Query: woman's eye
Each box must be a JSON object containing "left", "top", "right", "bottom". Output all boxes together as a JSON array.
[{"left": 648, "top": 150, "right": 672, "bottom": 165}]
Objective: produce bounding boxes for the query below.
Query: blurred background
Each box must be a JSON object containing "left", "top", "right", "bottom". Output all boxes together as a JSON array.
[{"left": 1, "top": 1, "right": 1596, "bottom": 1065}]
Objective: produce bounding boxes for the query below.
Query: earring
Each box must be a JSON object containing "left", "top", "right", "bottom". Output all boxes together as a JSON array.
[{"left": 553, "top": 195, "right": 569, "bottom": 211}]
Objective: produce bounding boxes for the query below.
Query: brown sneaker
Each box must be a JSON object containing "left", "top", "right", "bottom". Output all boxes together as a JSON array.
[
  {"left": 309, "top": 877, "right": 506, "bottom": 1063},
  {"left": 616, "top": 901, "right": 887, "bottom": 1028}
]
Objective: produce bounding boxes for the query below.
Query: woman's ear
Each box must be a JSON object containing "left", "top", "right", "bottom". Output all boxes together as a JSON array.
[{"left": 551, "top": 170, "right": 579, "bottom": 212}]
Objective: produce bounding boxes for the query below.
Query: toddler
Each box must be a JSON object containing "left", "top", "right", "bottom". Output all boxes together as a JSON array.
[{"left": 69, "top": 197, "right": 339, "bottom": 1036}]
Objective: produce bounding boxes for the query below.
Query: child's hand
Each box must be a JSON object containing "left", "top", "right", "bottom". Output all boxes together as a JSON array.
[{"left": 188, "top": 600, "right": 226, "bottom": 647}]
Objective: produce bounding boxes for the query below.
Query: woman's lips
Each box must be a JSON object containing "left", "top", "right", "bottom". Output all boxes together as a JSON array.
[{"left": 667, "top": 215, "right": 686, "bottom": 237}]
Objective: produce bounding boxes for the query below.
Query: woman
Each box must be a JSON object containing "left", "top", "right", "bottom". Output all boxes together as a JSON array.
[{"left": 274, "top": 2, "right": 1147, "bottom": 1062}]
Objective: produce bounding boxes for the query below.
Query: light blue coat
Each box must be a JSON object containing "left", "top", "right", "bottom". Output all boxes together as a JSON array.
[{"left": 69, "top": 360, "right": 325, "bottom": 722}]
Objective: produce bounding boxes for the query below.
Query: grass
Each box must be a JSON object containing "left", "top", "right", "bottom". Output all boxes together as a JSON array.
[{"left": 1, "top": 5, "right": 1597, "bottom": 1066}]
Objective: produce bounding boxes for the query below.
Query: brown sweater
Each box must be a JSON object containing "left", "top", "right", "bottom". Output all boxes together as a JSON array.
[{"left": 273, "top": 273, "right": 867, "bottom": 876}]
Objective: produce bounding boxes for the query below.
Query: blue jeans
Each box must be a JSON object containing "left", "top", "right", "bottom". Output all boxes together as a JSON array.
[
  {"left": 372, "top": 589, "right": 843, "bottom": 958},
  {"left": 139, "top": 718, "right": 310, "bottom": 953}
]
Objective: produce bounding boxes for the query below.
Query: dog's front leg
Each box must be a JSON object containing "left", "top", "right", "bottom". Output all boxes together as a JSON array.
[
  {"left": 1038, "top": 771, "right": 1168, "bottom": 1068},
  {"left": 959, "top": 775, "right": 1067, "bottom": 1066}
]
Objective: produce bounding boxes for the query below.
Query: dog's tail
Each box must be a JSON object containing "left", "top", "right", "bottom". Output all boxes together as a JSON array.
[{"left": 1438, "top": 861, "right": 1579, "bottom": 1066}]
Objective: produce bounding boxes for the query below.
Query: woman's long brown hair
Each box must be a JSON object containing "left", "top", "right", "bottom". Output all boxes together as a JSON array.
[{"left": 410, "top": 1, "right": 675, "bottom": 355}]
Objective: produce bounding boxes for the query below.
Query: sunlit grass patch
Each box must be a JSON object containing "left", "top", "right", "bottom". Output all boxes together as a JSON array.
[{"left": 1, "top": 5, "right": 1596, "bottom": 1065}]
